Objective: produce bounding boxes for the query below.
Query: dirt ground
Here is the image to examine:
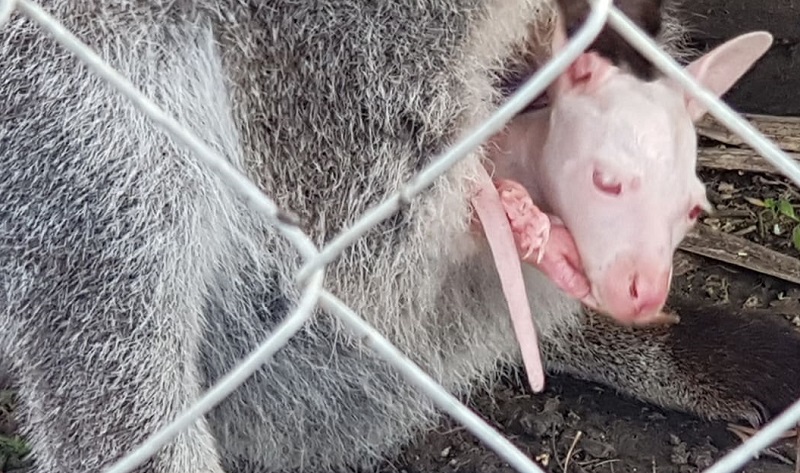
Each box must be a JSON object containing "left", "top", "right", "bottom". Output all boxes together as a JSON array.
[{"left": 1, "top": 1, "right": 799, "bottom": 472}]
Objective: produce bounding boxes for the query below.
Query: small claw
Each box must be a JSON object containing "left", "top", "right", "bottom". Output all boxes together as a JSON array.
[
  {"left": 535, "top": 246, "right": 545, "bottom": 265},
  {"left": 725, "top": 423, "right": 798, "bottom": 466},
  {"left": 537, "top": 228, "right": 550, "bottom": 263},
  {"left": 522, "top": 245, "right": 535, "bottom": 261}
]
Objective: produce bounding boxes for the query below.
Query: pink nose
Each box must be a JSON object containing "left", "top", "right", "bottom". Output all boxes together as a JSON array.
[
  {"left": 627, "top": 271, "right": 669, "bottom": 316},
  {"left": 597, "top": 264, "right": 671, "bottom": 324}
]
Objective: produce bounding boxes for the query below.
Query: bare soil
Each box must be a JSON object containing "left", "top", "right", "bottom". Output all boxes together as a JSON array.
[
  {"left": 378, "top": 374, "right": 797, "bottom": 473},
  {"left": 1, "top": 1, "right": 799, "bottom": 472}
]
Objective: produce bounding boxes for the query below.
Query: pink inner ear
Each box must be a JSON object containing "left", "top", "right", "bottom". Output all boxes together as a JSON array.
[
  {"left": 555, "top": 52, "right": 615, "bottom": 96},
  {"left": 570, "top": 54, "right": 596, "bottom": 84},
  {"left": 680, "top": 32, "right": 773, "bottom": 121}
]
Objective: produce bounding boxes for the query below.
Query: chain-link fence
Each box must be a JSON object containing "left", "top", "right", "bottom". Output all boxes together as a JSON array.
[{"left": 1, "top": 0, "right": 799, "bottom": 472}]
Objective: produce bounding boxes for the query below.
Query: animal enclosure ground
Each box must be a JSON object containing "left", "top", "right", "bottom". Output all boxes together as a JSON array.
[{"left": 1, "top": 1, "right": 799, "bottom": 472}]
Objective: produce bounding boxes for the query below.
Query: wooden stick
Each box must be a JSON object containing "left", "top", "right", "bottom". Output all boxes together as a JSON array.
[
  {"left": 678, "top": 224, "right": 800, "bottom": 286},
  {"left": 697, "top": 113, "right": 800, "bottom": 152},
  {"left": 795, "top": 423, "right": 799, "bottom": 473},
  {"left": 697, "top": 147, "right": 800, "bottom": 174}
]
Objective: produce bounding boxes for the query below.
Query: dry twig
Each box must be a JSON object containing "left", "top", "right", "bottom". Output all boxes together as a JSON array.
[
  {"left": 679, "top": 224, "right": 800, "bottom": 286},
  {"left": 698, "top": 147, "right": 800, "bottom": 174},
  {"left": 564, "top": 431, "right": 583, "bottom": 473},
  {"left": 697, "top": 113, "right": 800, "bottom": 152}
]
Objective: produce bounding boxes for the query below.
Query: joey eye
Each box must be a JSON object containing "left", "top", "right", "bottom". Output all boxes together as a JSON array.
[
  {"left": 688, "top": 205, "right": 704, "bottom": 221},
  {"left": 592, "top": 169, "right": 622, "bottom": 195}
]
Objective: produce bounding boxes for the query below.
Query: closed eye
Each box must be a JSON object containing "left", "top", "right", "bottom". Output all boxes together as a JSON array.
[{"left": 592, "top": 170, "right": 622, "bottom": 196}]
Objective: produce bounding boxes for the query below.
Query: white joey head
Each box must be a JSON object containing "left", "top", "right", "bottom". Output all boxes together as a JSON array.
[{"left": 540, "top": 31, "right": 773, "bottom": 324}]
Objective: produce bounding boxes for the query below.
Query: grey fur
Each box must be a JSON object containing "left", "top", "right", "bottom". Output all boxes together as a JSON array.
[{"left": 0, "top": 1, "right": 797, "bottom": 473}]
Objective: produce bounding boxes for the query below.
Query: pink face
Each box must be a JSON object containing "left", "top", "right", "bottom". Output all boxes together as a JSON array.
[
  {"left": 491, "top": 30, "right": 771, "bottom": 325},
  {"left": 540, "top": 73, "right": 711, "bottom": 324}
]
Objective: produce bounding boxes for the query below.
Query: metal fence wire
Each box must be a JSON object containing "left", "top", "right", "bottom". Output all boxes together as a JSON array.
[{"left": 1, "top": 0, "right": 799, "bottom": 472}]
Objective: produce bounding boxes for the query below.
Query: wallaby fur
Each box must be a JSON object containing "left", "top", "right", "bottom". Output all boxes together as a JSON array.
[{"left": 0, "top": 1, "right": 797, "bottom": 472}]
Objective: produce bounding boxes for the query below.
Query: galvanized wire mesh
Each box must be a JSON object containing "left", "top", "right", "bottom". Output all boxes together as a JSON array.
[{"left": 1, "top": 0, "right": 798, "bottom": 472}]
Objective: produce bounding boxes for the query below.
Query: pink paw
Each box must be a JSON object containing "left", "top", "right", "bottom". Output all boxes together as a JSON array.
[
  {"left": 495, "top": 179, "right": 551, "bottom": 263},
  {"left": 494, "top": 179, "right": 593, "bottom": 303}
]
